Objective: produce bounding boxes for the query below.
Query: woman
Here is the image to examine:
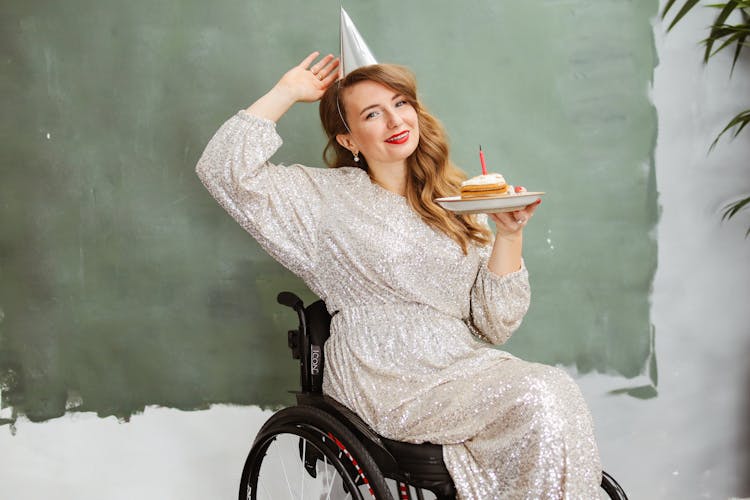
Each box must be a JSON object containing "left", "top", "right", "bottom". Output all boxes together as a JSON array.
[{"left": 196, "top": 52, "right": 601, "bottom": 499}]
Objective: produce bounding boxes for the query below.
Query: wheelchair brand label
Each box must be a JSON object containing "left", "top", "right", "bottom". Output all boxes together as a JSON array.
[{"left": 310, "top": 345, "right": 321, "bottom": 375}]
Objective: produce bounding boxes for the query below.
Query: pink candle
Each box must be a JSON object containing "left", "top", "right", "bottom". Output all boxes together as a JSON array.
[{"left": 479, "top": 145, "right": 487, "bottom": 175}]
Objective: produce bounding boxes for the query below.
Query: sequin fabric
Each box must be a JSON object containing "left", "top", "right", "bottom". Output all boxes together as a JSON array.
[{"left": 196, "top": 111, "right": 602, "bottom": 499}]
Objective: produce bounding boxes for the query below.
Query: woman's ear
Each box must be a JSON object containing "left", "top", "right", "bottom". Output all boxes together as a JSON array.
[{"left": 336, "top": 133, "right": 357, "bottom": 153}]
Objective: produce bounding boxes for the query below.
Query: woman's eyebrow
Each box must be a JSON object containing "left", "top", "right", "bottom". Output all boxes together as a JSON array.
[{"left": 358, "top": 93, "right": 402, "bottom": 116}]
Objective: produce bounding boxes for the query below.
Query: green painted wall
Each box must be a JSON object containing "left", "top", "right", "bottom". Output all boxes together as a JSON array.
[{"left": 0, "top": 0, "right": 658, "bottom": 424}]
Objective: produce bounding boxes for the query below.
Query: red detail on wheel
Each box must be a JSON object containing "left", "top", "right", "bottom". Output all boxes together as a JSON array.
[
  {"left": 398, "top": 481, "right": 410, "bottom": 499},
  {"left": 327, "top": 431, "right": 376, "bottom": 497}
]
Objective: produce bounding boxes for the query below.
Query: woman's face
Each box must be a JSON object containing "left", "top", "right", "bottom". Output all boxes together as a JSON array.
[{"left": 338, "top": 80, "right": 419, "bottom": 168}]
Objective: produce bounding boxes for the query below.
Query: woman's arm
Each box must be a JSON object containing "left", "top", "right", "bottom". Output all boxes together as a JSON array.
[
  {"left": 466, "top": 201, "right": 541, "bottom": 345},
  {"left": 193, "top": 52, "right": 339, "bottom": 283},
  {"left": 486, "top": 198, "right": 542, "bottom": 276}
]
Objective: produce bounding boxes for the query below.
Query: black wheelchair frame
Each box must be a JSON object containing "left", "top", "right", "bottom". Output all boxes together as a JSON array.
[{"left": 238, "top": 291, "right": 629, "bottom": 499}]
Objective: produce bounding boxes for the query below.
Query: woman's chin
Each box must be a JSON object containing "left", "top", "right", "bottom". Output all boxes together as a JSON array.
[
  {"left": 366, "top": 140, "right": 419, "bottom": 166},
  {"left": 393, "top": 140, "right": 419, "bottom": 159}
]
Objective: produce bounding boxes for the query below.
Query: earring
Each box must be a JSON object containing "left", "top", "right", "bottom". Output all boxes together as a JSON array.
[{"left": 353, "top": 151, "right": 360, "bottom": 163}]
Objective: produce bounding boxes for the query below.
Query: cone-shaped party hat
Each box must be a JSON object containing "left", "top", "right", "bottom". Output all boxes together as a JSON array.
[{"left": 339, "top": 7, "right": 378, "bottom": 78}]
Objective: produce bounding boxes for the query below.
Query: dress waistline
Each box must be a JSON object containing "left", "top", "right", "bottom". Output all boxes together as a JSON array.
[{"left": 331, "top": 301, "right": 463, "bottom": 322}]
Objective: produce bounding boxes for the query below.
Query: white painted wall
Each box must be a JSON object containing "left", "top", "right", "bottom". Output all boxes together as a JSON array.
[
  {"left": 2, "top": 3, "right": 749, "bottom": 499},
  {"left": 0, "top": 406, "right": 273, "bottom": 499},
  {"left": 577, "top": 3, "right": 750, "bottom": 499}
]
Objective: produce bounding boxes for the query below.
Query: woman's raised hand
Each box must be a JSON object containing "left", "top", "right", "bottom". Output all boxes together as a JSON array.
[
  {"left": 245, "top": 52, "right": 340, "bottom": 122},
  {"left": 274, "top": 52, "right": 340, "bottom": 103}
]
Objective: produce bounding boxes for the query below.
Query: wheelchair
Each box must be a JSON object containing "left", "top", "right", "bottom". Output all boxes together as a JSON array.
[{"left": 239, "top": 291, "right": 629, "bottom": 500}]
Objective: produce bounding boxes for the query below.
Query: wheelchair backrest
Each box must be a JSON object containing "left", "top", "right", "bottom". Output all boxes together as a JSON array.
[
  {"left": 305, "top": 299, "right": 332, "bottom": 393},
  {"left": 277, "top": 291, "right": 332, "bottom": 394}
]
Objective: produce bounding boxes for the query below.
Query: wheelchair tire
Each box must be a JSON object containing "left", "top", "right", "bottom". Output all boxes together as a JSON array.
[
  {"left": 239, "top": 405, "right": 393, "bottom": 500},
  {"left": 601, "top": 470, "right": 628, "bottom": 500}
]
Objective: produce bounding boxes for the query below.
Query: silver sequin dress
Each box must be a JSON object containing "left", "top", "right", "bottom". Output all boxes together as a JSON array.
[{"left": 196, "top": 111, "right": 602, "bottom": 499}]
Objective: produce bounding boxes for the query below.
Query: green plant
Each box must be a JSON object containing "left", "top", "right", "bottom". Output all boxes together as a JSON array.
[{"left": 662, "top": 1, "right": 750, "bottom": 234}]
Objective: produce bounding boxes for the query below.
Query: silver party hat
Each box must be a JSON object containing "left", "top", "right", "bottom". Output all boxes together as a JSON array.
[{"left": 339, "top": 7, "right": 378, "bottom": 78}]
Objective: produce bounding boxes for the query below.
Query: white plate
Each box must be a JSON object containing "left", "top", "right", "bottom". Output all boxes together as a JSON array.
[{"left": 435, "top": 192, "right": 545, "bottom": 214}]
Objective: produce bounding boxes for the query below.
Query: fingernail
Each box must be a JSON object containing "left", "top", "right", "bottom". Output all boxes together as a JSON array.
[{"left": 536, "top": 199, "right": 542, "bottom": 205}]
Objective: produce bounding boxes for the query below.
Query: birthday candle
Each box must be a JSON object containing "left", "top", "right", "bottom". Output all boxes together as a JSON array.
[{"left": 479, "top": 145, "right": 487, "bottom": 175}]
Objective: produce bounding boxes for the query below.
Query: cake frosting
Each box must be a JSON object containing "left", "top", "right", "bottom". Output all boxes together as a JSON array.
[{"left": 461, "top": 173, "right": 506, "bottom": 187}]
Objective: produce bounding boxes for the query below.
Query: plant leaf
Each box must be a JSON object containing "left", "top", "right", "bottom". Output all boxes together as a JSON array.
[
  {"left": 721, "top": 196, "right": 750, "bottom": 226},
  {"left": 709, "top": 109, "right": 750, "bottom": 150},
  {"left": 661, "top": 0, "right": 680, "bottom": 18},
  {"left": 733, "top": 118, "right": 749, "bottom": 137},
  {"left": 705, "top": 29, "right": 747, "bottom": 59},
  {"left": 701, "top": 24, "right": 750, "bottom": 65},
  {"left": 666, "top": 0, "right": 702, "bottom": 31},
  {"left": 731, "top": 31, "right": 748, "bottom": 73},
  {"left": 704, "top": 1, "right": 741, "bottom": 61}
]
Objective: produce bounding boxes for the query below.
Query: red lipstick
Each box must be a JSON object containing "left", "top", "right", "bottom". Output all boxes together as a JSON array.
[{"left": 385, "top": 130, "right": 409, "bottom": 144}]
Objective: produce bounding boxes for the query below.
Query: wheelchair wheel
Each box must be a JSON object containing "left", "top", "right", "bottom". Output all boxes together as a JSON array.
[
  {"left": 239, "top": 405, "right": 393, "bottom": 500},
  {"left": 601, "top": 470, "right": 628, "bottom": 500}
]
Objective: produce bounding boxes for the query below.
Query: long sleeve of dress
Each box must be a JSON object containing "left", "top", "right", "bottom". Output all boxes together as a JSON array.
[
  {"left": 195, "top": 111, "right": 324, "bottom": 284},
  {"left": 468, "top": 241, "right": 531, "bottom": 346}
]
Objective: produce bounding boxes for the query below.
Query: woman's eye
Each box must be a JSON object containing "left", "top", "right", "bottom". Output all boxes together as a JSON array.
[
  {"left": 395, "top": 100, "right": 408, "bottom": 107},
  {"left": 366, "top": 111, "right": 379, "bottom": 119}
]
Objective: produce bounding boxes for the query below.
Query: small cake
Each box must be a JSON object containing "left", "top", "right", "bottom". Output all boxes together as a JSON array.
[{"left": 460, "top": 173, "right": 509, "bottom": 199}]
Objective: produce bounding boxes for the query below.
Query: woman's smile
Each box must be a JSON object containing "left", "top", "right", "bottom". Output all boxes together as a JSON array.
[{"left": 385, "top": 130, "right": 410, "bottom": 144}]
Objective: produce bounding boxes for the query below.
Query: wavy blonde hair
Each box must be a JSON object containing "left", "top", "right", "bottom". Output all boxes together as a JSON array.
[{"left": 318, "top": 64, "right": 492, "bottom": 254}]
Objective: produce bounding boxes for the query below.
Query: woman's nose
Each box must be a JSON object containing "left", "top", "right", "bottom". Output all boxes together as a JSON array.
[{"left": 386, "top": 109, "right": 403, "bottom": 128}]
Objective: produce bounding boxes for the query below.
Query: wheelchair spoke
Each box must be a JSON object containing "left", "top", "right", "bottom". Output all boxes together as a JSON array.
[
  {"left": 243, "top": 405, "right": 393, "bottom": 500},
  {"left": 276, "top": 438, "right": 295, "bottom": 499},
  {"left": 324, "top": 456, "right": 334, "bottom": 500},
  {"left": 260, "top": 481, "right": 272, "bottom": 500},
  {"left": 299, "top": 438, "right": 306, "bottom": 499},
  {"left": 251, "top": 432, "right": 362, "bottom": 500}
]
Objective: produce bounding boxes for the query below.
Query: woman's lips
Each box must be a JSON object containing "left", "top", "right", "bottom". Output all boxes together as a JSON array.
[{"left": 385, "top": 130, "right": 409, "bottom": 144}]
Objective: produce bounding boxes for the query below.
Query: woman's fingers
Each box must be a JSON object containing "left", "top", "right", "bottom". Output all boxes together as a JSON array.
[
  {"left": 309, "top": 56, "right": 339, "bottom": 88},
  {"left": 299, "top": 51, "right": 321, "bottom": 69},
  {"left": 487, "top": 198, "right": 542, "bottom": 236},
  {"left": 304, "top": 55, "right": 340, "bottom": 93},
  {"left": 319, "top": 58, "right": 340, "bottom": 85},
  {"left": 309, "top": 54, "right": 334, "bottom": 74},
  {"left": 510, "top": 199, "right": 541, "bottom": 223},
  {"left": 512, "top": 210, "right": 527, "bottom": 225},
  {"left": 278, "top": 53, "right": 340, "bottom": 102},
  {"left": 489, "top": 212, "right": 518, "bottom": 230},
  {"left": 523, "top": 198, "right": 542, "bottom": 217},
  {"left": 514, "top": 199, "right": 541, "bottom": 224}
]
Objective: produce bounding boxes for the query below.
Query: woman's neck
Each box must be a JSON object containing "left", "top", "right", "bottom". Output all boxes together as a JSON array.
[{"left": 368, "top": 160, "right": 408, "bottom": 197}]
